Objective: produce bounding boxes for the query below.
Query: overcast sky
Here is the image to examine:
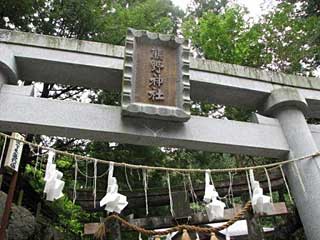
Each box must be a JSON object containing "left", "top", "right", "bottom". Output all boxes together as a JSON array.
[{"left": 171, "top": 0, "right": 277, "bottom": 18}]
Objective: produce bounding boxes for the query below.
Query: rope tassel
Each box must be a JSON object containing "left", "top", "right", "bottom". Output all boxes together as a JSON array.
[
  {"left": 181, "top": 229, "right": 191, "bottom": 240},
  {"left": 102, "top": 201, "right": 252, "bottom": 236},
  {"left": 210, "top": 232, "right": 218, "bottom": 240},
  {"left": 94, "top": 223, "right": 106, "bottom": 240}
]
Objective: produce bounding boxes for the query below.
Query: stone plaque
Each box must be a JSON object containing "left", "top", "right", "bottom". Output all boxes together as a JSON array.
[{"left": 121, "top": 28, "right": 191, "bottom": 122}]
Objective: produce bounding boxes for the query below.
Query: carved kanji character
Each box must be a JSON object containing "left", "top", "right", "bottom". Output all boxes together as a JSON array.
[
  {"left": 148, "top": 88, "right": 165, "bottom": 101},
  {"left": 149, "top": 76, "right": 164, "bottom": 87},
  {"left": 150, "top": 59, "right": 164, "bottom": 74},
  {"left": 151, "top": 48, "right": 163, "bottom": 60}
]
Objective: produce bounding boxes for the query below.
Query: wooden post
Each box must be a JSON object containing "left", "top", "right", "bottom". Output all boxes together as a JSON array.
[
  {"left": 108, "top": 219, "right": 121, "bottom": 240},
  {"left": 172, "top": 191, "right": 192, "bottom": 219},
  {"left": 17, "top": 190, "right": 24, "bottom": 206},
  {"left": 0, "top": 171, "right": 18, "bottom": 240},
  {"left": 245, "top": 210, "right": 265, "bottom": 240},
  {"left": 0, "top": 134, "right": 29, "bottom": 240},
  {"left": 0, "top": 175, "right": 3, "bottom": 190}
]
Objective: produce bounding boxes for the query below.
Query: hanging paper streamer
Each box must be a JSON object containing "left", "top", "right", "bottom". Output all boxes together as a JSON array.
[
  {"left": 204, "top": 170, "right": 216, "bottom": 203},
  {"left": 187, "top": 174, "right": 198, "bottom": 214},
  {"left": 73, "top": 157, "right": 78, "bottom": 204},
  {"left": 85, "top": 160, "right": 88, "bottom": 188},
  {"left": 228, "top": 172, "right": 235, "bottom": 209},
  {"left": 188, "top": 174, "right": 197, "bottom": 203},
  {"left": 183, "top": 175, "right": 188, "bottom": 202},
  {"left": 279, "top": 165, "right": 293, "bottom": 203},
  {"left": 125, "top": 165, "right": 133, "bottom": 191},
  {"left": 204, "top": 170, "right": 225, "bottom": 221},
  {"left": 249, "top": 169, "right": 273, "bottom": 214},
  {"left": 100, "top": 162, "right": 128, "bottom": 214},
  {"left": 292, "top": 161, "right": 306, "bottom": 194},
  {"left": 167, "top": 171, "right": 175, "bottom": 217},
  {"left": 44, "top": 151, "right": 65, "bottom": 201},
  {"left": 93, "top": 159, "right": 97, "bottom": 208},
  {"left": 34, "top": 146, "right": 40, "bottom": 176},
  {"left": 264, "top": 168, "right": 273, "bottom": 203},
  {"left": 245, "top": 171, "right": 253, "bottom": 200},
  {"left": 143, "top": 169, "right": 149, "bottom": 216}
]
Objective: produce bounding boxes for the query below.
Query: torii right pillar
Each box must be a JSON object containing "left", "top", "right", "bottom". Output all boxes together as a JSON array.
[{"left": 262, "top": 87, "right": 320, "bottom": 239}]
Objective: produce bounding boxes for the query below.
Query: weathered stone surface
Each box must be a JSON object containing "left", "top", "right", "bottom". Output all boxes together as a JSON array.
[
  {"left": 262, "top": 87, "right": 308, "bottom": 116},
  {"left": 121, "top": 28, "right": 191, "bottom": 122},
  {"left": 2, "top": 29, "right": 320, "bottom": 118},
  {"left": 0, "top": 191, "right": 35, "bottom": 240},
  {"left": 0, "top": 90, "right": 289, "bottom": 158},
  {"left": 1, "top": 29, "right": 318, "bottom": 92},
  {"left": 32, "top": 223, "right": 64, "bottom": 240}
]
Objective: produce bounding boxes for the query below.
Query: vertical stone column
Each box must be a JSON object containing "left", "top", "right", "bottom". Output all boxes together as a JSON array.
[
  {"left": 0, "top": 45, "right": 18, "bottom": 89},
  {"left": 263, "top": 88, "right": 320, "bottom": 240},
  {"left": 0, "top": 68, "right": 9, "bottom": 90}
]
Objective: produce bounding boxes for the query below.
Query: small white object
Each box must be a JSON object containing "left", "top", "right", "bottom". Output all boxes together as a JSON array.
[
  {"left": 225, "top": 227, "right": 230, "bottom": 240},
  {"left": 195, "top": 233, "right": 200, "bottom": 240},
  {"left": 204, "top": 184, "right": 216, "bottom": 203},
  {"left": 47, "top": 150, "right": 55, "bottom": 163},
  {"left": 204, "top": 170, "right": 226, "bottom": 221},
  {"left": 249, "top": 169, "right": 273, "bottom": 214},
  {"left": 99, "top": 162, "right": 128, "bottom": 214},
  {"left": 44, "top": 152, "right": 65, "bottom": 201},
  {"left": 4, "top": 133, "right": 25, "bottom": 172},
  {"left": 203, "top": 170, "right": 216, "bottom": 203},
  {"left": 206, "top": 198, "right": 226, "bottom": 221},
  {"left": 166, "top": 233, "right": 173, "bottom": 240}
]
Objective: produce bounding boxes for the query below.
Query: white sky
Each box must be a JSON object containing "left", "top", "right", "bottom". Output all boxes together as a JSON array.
[{"left": 171, "top": 0, "right": 277, "bottom": 18}]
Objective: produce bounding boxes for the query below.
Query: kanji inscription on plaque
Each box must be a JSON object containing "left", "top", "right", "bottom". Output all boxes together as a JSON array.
[
  {"left": 121, "top": 28, "right": 191, "bottom": 122},
  {"left": 148, "top": 48, "right": 164, "bottom": 101}
]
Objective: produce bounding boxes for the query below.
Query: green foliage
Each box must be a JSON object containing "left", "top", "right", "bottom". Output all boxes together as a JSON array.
[
  {"left": 50, "top": 196, "right": 90, "bottom": 237},
  {"left": 0, "top": 0, "right": 182, "bottom": 44},
  {"left": 187, "top": 0, "right": 228, "bottom": 17},
  {"left": 25, "top": 156, "right": 90, "bottom": 238},
  {"left": 260, "top": 2, "right": 320, "bottom": 74},
  {"left": 94, "top": 0, "right": 183, "bottom": 45},
  {"left": 183, "top": 6, "right": 267, "bottom": 67},
  {"left": 184, "top": 1, "right": 319, "bottom": 75}
]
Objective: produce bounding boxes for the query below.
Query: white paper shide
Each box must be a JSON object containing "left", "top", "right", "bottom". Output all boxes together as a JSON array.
[
  {"left": 4, "top": 133, "right": 25, "bottom": 172},
  {"left": 204, "top": 170, "right": 225, "bottom": 221},
  {"left": 249, "top": 169, "right": 273, "bottom": 214},
  {"left": 44, "top": 151, "right": 65, "bottom": 201},
  {"left": 100, "top": 162, "right": 128, "bottom": 213}
]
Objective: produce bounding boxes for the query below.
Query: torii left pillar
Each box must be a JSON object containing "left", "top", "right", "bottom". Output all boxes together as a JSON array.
[{"left": 0, "top": 49, "right": 19, "bottom": 240}]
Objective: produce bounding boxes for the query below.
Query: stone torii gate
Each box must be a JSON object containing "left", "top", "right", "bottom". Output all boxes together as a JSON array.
[{"left": 0, "top": 29, "right": 320, "bottom": 239}]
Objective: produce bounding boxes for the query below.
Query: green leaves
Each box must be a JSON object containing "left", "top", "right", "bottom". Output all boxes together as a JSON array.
[
  {"left": 183, "top": 6, "right": 266, "bottom": 67},
  {"left": 183, "top": 1, "right": 319, "bottom": 75}
]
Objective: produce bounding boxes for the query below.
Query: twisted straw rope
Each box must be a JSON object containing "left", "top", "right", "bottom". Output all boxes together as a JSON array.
[
  {"left": 103, "top": 201, "right": 252, "bottom": 236},
  {"left": 1, "top": 132, "right": 319, "bottom": 173}
]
